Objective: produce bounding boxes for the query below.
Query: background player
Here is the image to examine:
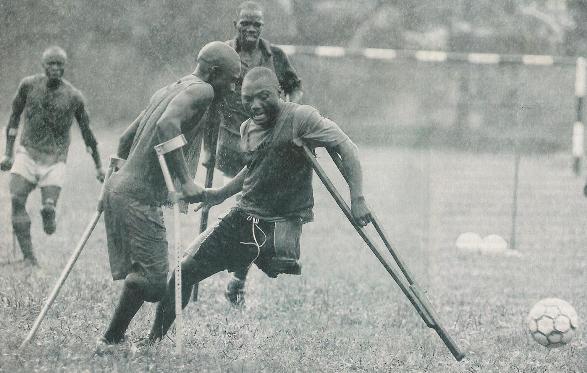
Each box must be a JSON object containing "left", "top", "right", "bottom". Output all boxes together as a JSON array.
[
  {"left": 216, "top": 0, "right": 304, "bottom": 305},
  {"left": 0, "top": 46, "right": 104, "bottom": 266}
]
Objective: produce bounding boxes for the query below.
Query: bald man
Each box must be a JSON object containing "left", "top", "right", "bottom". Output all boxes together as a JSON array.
[
  {"left": 0, "top": 46, "right": 104, "bottom": 266},
  {"left": 144, "top": 67, "right": 370, "bottom": 343},
  {"left": 95, "top": 41, "right": 241, "bottom": 350}
]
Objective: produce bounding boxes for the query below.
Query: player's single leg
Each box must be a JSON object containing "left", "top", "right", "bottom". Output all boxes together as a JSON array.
[
  {"left": 101, "top": 270, "right": 167, "bottom": 344},
  {"left": 98, "top": 191, "right": 169, "bottom": 348},
  {"left": 9, "top": 174, "right": 36, "bottom": 264},
  {"left": 225, "top": 267, "right": 249, "bottom": 306},
  {"left": 40, "top": 186, "right": 61, "bottom": 235},
  {"left": 148, "top": 255, "right": 224, "bottom": 341},
  {"left": 38, "top": 161, "right": 65, "bottom": 235}
]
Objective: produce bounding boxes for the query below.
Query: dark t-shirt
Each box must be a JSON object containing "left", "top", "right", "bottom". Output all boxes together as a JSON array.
[
  {"left": 237, "top": 102, "right": 349, "bottom": 221},
  {"left": 108, "top": 76, "right": 210, "bottom": 205},
  {"left": 13, "top": 74, "right": 92, "bottom": 163}
]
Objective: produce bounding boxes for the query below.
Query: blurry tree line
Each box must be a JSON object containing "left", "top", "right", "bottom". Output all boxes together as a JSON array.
[{"left": 0, "top": 0, "right": 585, "bottom": 126}]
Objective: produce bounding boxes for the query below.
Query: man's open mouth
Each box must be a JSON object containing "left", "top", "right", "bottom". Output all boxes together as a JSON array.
[{"left": 253, "top": 113, "right": 266, "bottom": 122}]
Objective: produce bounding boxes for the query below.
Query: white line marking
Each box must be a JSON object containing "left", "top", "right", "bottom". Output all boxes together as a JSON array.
[
  {"left": 467, "top": 53, "right": 501, "bottom": 64},
  {"left": 363, "top": 48, "right": 397, "bottom": 60},
  {"left": 314, "top": 46, "right": 346, "bottom": 57}
]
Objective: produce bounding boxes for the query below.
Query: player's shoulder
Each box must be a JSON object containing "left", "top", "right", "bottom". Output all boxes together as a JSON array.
[
  {"left": 292, "top": 103, "right": 319, "bottom": 120},
  {"left": 63, "top": 79, "right": 84, "bottom": 97},
  {"left": 269, "top": 44, "right": 287, "bottom": 58},
  {"left": 19, "top": 74, "right": 43, "bottom": 88},
  {"left": 61, "top": 79, "right": 86, "bottom": 104},
  {"left": 183, "top": 79, "right": 214, "bottom": 103}
]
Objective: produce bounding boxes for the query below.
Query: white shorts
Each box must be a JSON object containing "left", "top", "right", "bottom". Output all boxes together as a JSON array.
[{"left": 11, "top": 147, "right": 66, "bottom": 187}]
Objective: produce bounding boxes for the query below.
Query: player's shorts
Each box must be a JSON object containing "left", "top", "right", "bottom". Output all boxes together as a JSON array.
[
  {"left": 103, "top": 189, "right": 168, "bottom": 284},
  {"left": 184, "top": 208, "right": 302, "bottom": 278},
  {"left": 10, "top": 147, "right": 65, "bottom": 187}
]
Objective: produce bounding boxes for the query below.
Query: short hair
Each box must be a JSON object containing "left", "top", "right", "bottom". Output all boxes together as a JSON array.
[
  {"left": 42, "top": 46, "right": 67, "bottom": 64},
  {"left": 242, "top": 67, "right": 279, "bottom": 90},
  {"left": 237, "top": 1, "right": 263, "bottom": 18}
]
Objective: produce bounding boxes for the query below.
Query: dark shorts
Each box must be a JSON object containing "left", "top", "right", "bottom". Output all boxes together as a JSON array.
[
  {"left": 185, "top": 208, "right": 301, "bottom": 278},
  {"left": 103, "top": 190, "right": 168, "bottom": 284}
]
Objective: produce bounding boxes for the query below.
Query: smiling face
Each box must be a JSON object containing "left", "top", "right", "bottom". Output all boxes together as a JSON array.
[
  {"left": 235, "top": 9, "right": 264, "bottom": 48},
  {"left": 241, "top": 71, "right": 281, "bottom": 127}
]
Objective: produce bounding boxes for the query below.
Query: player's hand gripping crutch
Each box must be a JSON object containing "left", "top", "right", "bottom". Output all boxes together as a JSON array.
[
  {"left": 154, "top": 135, "right": 190, "bottom": 355},
  {"left": 302, "top": 144, "right": 465, "bottom": 361},
  {"left": 19, "top": 155, "right": 125, "bottom": 351}
]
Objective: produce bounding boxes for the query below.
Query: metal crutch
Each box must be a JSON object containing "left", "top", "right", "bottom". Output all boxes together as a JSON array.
[
  {"left": 19, "top": 156, "right": 124, "bottom": 351},
  {"left": 154, "top": 135, "right": 188, "bottom": 355},
  {"left": 303, "top": 145, "right": 464, "bottom": 361}
]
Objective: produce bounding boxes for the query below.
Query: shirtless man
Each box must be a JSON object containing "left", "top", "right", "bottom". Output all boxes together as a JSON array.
[
  {"left": 217, "top": 0, "right": 303, "bottom": 305},
  {"left": 146, "top": 67, "right": 371, "bottom": 342},
  {"left": 96, "top": 41, "right": 240, "bottom": 349},
  {"left": 0, "top": 46, "right": 104, "bottom": 265}
]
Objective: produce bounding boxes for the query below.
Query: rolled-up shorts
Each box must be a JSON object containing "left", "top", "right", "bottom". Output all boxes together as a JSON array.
[
  {"left": 103, "top": 190, "right": 168, "bottom": 284},
  {"left": 11, "top": 147, "right": 65, "bottom": 187},
  {"left": 185, "top": 208, "right": 302, "bottom": 278}
]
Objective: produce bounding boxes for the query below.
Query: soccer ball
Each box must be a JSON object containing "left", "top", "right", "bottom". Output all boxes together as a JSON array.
[
  {"left": 480, "top": 234, "right": 508, "bottom": 255},
  {"left": 527, "top": 298, "right": 579, "bottom": 348},
  {"left": 455, "top": 232, "right": 482, "bottom": 253}
]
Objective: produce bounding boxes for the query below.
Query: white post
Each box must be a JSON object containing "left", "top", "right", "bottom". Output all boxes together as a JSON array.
[{"left": 573, "top": 57, "right": 586, "bottom": 175}]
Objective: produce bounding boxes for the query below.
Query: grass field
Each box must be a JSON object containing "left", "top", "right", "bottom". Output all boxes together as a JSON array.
[{"left": 0, "top": 126, "right": 586, "bottom": 372}]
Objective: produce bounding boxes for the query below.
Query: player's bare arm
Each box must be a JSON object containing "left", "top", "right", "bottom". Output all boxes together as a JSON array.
[
  {"left": 74, "top": 96, "right": 104, "bottom": 182},
  {"left": 204, "top": 166, "right": 247, "bottom": 206},
  {"left": 1, "top": 79, "right": 29, "bottom": 171},
  {"left": 332, "top": 139, "right": 371, "bottom": 226},
  {"left": 116, "top": 111, "right": 144, "bottom": 159},
  {"left": 155, "top": 83, "right": 214, "bottom": 202}
]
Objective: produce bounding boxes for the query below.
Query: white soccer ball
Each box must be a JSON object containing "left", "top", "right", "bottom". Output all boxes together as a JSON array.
[
  {"left": 527, "top": 298, "right": 579, "bottom": 348},
  {"left": 455, "top": 232, "right": 482, "bottom": 253},
  {"left": 480, "top": 234, "right": 508, "bottom": 255}
]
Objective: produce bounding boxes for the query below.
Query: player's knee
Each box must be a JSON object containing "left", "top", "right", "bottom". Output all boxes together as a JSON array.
[
  {"left": 143, "top": 280, "right": 167, "bottom": 303},
  {"left": 11, "top": 194, "right": 27, "bottom": 212},
  {"left": 125, "top": 272, "right": 166, "bottom": 303},
  {"left": 11, "top": 196, "right": 30, "bottom": 231}
]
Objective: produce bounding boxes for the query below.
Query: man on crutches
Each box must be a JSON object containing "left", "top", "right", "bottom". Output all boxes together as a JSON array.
[
  {"left": 144, "top": 66, "right": 371, "bottom": 343},
  {"left": 95, "top": 41, "right": 240, "bottom": 353}
]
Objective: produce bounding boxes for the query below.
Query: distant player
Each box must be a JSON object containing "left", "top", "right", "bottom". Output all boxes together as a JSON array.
[
  {"left": 217, "top": 0, "right": 303, "bottom": 305},
  {"left": 96, "top": 41, "right": 240, "bottom": 350},
  {"left": 146, "top": 67, "right": 371, "bottom": 342},
  {"left": 0, "top": 46, "right": 104, "bottom": 266}
]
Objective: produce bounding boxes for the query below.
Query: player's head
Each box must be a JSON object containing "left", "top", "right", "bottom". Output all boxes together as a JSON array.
[
  {"left": 41, "top": 46, "right": 67, "bottom": 83},
  {"left": 234, "top": 1, "right": 264, "bottom": 47},
  {"left": 241, "top": 67, "right": 281, "bottom": 127},
  {"left": 196, "top": 41, "right": 241, "bottom": 96}
]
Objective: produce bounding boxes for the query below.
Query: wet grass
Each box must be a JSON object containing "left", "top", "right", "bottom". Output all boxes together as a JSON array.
[{"left": 0, "top": 127, "right": 585, "bottom": 372}]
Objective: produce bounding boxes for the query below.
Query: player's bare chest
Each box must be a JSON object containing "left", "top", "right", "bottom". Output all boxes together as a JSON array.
[{"left": 27, "top": 85, "right": 74, "bottom": 116}]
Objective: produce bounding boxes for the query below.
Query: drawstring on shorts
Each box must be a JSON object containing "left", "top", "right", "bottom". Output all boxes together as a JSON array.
[{"left": 239, "top": 216, "right": 267, "bottom": 264}]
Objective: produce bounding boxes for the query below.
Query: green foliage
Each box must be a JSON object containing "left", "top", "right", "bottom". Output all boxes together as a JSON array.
[{"left": 0, "top": 1, "right": 584, "bottom": 122}]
